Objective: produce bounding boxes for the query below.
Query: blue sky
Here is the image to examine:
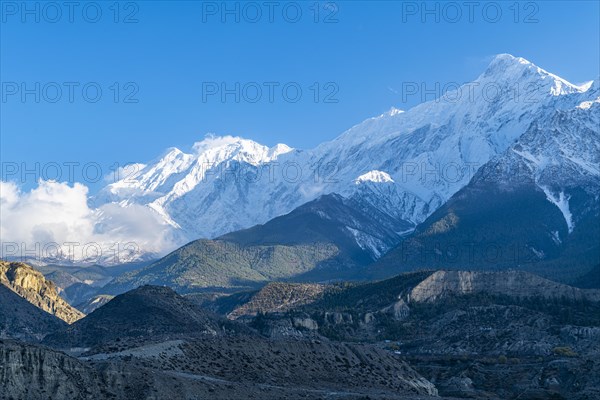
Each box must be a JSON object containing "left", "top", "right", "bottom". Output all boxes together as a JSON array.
[{"left": 1, "top": 0, "right": 599, "bottom": 191}]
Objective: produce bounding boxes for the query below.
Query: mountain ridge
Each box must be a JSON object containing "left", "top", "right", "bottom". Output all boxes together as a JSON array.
[
  {"left": 88, "top": 54, "right": 598, "bottom": 264},
  {"left": 370, "top": 99, "right": 599, "bottom": 283},
  {"left": 0, "top": 261, "right": 84, "bottom": 324}
]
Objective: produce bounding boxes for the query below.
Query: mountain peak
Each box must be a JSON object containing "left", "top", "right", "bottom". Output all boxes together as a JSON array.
[
  {"left": 489, "top": 53, "right": 530, "bottom": 66},
  {"left": 190, "top": 135, "right": 292, "bottom": 165},
  {"left": 191, "top": 134, "right": 247, "bottom": 154},
  {"left": 386, "top": 107, "right": 404, "bottom": 117},
  {"left": 128, "top": 284, "right": 177, "bottom": 296},
  {"left": 267, "top": 143, "right": 294, "bottom": 159},
  {"left": 482, "top": 54, "right": 583, "bottom": 96},
  {"left": 354, "top": 170, "right": 394, "bottom": 184},
  {"left": 484, "top": 53, "right": 536, "bottom": 75}
]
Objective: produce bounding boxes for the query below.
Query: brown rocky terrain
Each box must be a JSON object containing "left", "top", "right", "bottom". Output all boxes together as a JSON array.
[
  {"left": 220, "top": 270, "right": 600, "bottom": 399},
  {"left": 2, "top": 283, "right": 450, "bottom": 399},
  {"left": 0, "top": 261, "right": 84, "bottom": 324},
  {"left": 3, "top": 265, "right": 600, "bottom": 399},
  {"left": 0, "top": 337, "right": 446, "bottom": 400},
  {"left": 225, "top": 282, "right": 330, "bottom": 319}
]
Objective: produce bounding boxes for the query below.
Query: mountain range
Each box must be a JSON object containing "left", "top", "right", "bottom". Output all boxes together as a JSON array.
[
  {"left": 40, "top": 54, "right": 591, "bottom": 294},
  {"left": 4, "top": 54, "right": 598, "bottom": 301},
  {"left": 87, "top": 55, "right": 598, "bottom": 284},
  {"left": 103, "top": 193, "right": 404, "bottom": 294}
]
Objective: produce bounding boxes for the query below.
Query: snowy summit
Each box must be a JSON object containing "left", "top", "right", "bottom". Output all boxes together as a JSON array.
[{"left": 354, "top": 170, "right": 395, "bottom": 184}]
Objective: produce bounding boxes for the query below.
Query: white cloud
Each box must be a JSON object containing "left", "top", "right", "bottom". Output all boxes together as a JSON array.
[
  {"left": 0, "top": 180, "right": 179, "bottom": 265},
  {"left": 191, "top": 134, "right": 241, "bottom": 154}
]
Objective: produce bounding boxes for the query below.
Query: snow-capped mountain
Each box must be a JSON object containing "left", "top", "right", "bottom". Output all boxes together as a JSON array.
[
  {"left": 96, "top": 54, "right": 599, "bottom": 261},
  {"left": 371, "top": 94, "right": 600, "bottom": 283},
  {"left": 488, "top": 94, "right": 600, "bottom": 232}
]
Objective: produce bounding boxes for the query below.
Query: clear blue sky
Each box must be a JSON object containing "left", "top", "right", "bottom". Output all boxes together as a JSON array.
[{"left": 1, "top": 1, "right": 599, "bottom": 191}]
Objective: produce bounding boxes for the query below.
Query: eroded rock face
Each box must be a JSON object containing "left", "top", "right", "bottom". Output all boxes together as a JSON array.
[
  {"left": 292, "top": 316, "right": 318, "bottom": 330},
  {"left": 0, "top": 339, "right": 103, "bottom": 399},
  {"left": 1, "top": 336, "right": 442, "bottom": 400},
  {"left": 325, "top": 312, "right": 353, "bottom": 325},
  {"left": 256, "top": 317, "right": 306, "bottom": 338},
  {"left": 398, "top": 376, "right": 439, "bottom": 397},
  {"left": 410, "top": 270, "right": 600, "bottom": 303},
  {"left": 381, "top": 299, "right": 410, "bottom": 321},
  {"left": 0, "top": 261, "right": 85, "bottom": 324}
]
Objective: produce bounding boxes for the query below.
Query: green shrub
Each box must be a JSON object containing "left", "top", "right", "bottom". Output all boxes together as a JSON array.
[{"left": 552, "top": 346, "right": 578, "bottom": 357}]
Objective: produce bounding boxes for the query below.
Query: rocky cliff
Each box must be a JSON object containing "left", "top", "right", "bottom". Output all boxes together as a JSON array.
[
  {"left": 0, "top": 339, "right": 104, "bottom": 399},
  {"left": 0, "top": 261, "right": 84, "bottom": 324},
  {"left": 409, "top": 270, "right": 600, "bottom": 303}
]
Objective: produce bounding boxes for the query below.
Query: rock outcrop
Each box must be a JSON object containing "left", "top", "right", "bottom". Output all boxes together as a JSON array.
[
  {"left": 0, "top": 339, "right": 105, "bottom": 399},
  {"left": 0, "top": 261, "right": 85, "bottom": 324},
  {"left": 410, "top": 270, "right": 600, "bottom": 303}
]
